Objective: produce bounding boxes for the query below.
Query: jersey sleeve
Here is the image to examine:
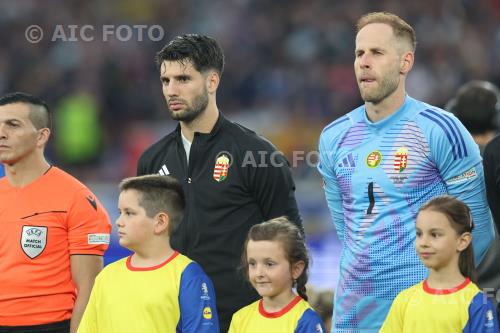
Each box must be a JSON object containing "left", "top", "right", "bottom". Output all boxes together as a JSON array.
[
  {"left": 318, "top": 131, "right": 345, "bottom": 242},
  {"left": 295, "top": 308, "right": 326, "bottom": 333},
  {"left": 454, "top": 164, "right": 496, "bottom": 263},
  {"left": 463, "top": 292, "right": 500, "bottom": 333},
  {"left": 178, "top": 262, "right": 220, "bottom": 333},
  {"left": 245, "top": 145, "right": 304, "bottom": 234},
  {"left": 67, "top": 188, "right": 111, "bottom": 255},
  {"left": 425, "top": 111, "right": 494, "bottom": 263},
  {"left": 379, "top": 290, "right": 408, "bottom": 333},
  {"left": 77, "top": 273, "right": 101, "bottom": 333}
]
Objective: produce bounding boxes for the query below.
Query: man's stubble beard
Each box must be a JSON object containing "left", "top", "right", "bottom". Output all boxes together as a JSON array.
[
  {"left": 360, "top": 68, "right": 400, "bottom": 105},
  {"left": 168, "top": 87, "right": 209, "bottom": 123}
]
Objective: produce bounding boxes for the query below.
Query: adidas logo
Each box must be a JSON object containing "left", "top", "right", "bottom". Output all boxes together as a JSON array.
[
  {"left": 337, "top": 153, "right": 356, "bottom": 168},
  {"left": 158, "top": 164, "right": 170, "bottom": 176}
]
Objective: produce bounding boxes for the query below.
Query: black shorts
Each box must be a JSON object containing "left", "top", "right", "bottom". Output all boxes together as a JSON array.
[{"left": 0, "top": 320, "right": 70, "bottom": 333}]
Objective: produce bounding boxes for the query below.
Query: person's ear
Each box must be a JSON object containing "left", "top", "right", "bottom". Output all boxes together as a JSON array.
[
  {"left": 457, "top": 232, "right": 472, "bottom": 252},
  {"left": 206, "top": 71, "right": 220, "bottom": 94},
  {"left": 400, "top": 50, "right": 414, "bottom": 75},
  {"left": 154, "top": 212, "right": 170, "bottom": 235},
  {"left": 37, "top": 128, "right": 50, "bottom": 147},
  {"left": 291, "top": 260, "right": 305, "bottom": 280}
]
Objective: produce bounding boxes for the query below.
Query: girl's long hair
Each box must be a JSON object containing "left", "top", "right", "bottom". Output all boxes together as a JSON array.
[{"left": 420, "top": 195, "right": 476, "bottom": 283}]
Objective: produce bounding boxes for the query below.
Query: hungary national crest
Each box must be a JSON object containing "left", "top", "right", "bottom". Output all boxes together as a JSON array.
[
  {"left": 213, "top": 152, "right": 231, "bottom": 182},
  {"left": 394, "top": 147, "right": 408, "bottom": 172}
]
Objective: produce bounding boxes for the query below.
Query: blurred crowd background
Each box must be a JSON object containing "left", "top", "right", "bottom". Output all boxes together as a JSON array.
[{"left": 1, "top": 0, "right": 499, "bottom": 289}]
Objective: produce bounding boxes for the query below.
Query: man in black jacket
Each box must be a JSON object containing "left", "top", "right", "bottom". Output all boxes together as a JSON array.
[
  {"left": 448, "top": 80, "right": 500, "bottom": 154},
  {"left": 137, "top": 34, "right": 303, "bottom": 332},
  {"left": 449, "top": 80, "right": 500, "bottom": 324},
  {"left": 484, "top": 135, "right": 500, "bottom": 232},
  {"left": 449, "top": 80, "right": 500, "bottom": 228}
]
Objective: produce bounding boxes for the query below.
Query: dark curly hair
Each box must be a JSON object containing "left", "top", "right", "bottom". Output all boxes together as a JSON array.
[{"left": 155, "top": 34, "right": 224, "bottom": 75}]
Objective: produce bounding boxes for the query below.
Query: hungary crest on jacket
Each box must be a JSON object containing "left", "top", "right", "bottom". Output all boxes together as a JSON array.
[{"left": 213, "top": 152, "right": 231, "bottom": 182}]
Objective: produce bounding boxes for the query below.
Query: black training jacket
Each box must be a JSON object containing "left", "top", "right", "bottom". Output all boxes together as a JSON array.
[
  {"left": 137, "top": 113, "right": 303, "bottom": 332},
  {"left": 477, "top": 134, "right": 500, "bottom": 325}
]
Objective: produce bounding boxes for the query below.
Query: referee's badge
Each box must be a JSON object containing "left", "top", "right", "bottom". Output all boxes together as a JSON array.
[
  {"left": 213, "top": 152, "right": 231, "bottom": 182},
  {"left": 21, "top": 225, "right": 47, "bottom": 259}
]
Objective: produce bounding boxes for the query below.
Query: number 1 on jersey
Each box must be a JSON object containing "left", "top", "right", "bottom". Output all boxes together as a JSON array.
[{"left": 367, "top": 182, "right": 375, "bottom": 214}]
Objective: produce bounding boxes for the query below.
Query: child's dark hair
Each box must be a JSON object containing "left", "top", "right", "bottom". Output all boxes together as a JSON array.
[
  {"left": 155, "top": 34, "right": 225, "bottom": 76},
  {"left": 242, "top": 216, "right": 310, "bottom": 300},
  {"left": 419, "top": 195, "right": 476, "bottom": 283},
  {"left": 119, "top": 175, "right": 185, "bottom": 235}
]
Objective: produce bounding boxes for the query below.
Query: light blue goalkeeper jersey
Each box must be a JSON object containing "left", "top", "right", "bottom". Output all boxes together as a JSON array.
[{"left": 318, "top": 95, "right": 494, "bottom": 333}]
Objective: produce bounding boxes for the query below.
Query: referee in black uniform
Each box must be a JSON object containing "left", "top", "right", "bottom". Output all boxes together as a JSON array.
[{"left": 137, "top": 34, "right": 303, "bottom": 332}]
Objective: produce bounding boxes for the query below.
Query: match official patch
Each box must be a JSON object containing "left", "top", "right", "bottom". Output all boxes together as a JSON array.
[
  {"left": 446, "top": 167, "right": 477, "bottom": 185},
  {"left": 21, "top": 226, "right": 47, "bottom": 259},
  {"left": 88, "top": 233, "right": 110, "bottom": 245}
]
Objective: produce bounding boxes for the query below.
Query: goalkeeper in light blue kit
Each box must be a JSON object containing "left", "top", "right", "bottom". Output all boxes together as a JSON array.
[{"left": 317, "top": 12, "right": 495, "bottom": 333}]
